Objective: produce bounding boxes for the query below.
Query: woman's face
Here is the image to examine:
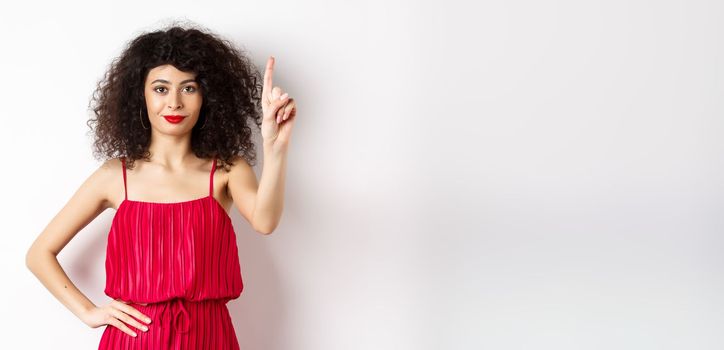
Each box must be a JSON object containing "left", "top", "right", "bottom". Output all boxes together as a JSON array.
[{"left": 143, "top": 64, "right": 203, "bottom": 134}]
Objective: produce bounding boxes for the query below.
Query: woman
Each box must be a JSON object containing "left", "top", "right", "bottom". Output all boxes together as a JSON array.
[{"left": 25, "top": 23, "right": 297, "bottom": 349}]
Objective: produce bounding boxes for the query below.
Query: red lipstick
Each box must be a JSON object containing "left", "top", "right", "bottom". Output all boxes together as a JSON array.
[{"left": 163, "top": 115, "right": 186, "bottom": 124}]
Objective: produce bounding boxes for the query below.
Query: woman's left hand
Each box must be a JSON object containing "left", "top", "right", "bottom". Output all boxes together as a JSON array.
[{"left": 260, "top": 56, "right": 297, "bottom": 154}]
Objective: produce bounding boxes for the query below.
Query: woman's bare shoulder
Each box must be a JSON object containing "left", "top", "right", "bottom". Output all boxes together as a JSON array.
[
  {"left": 88, "top": 157, "right": 125, "bottom": 209},
  {"left": 95, "top": 157, "right": 124, "bottom": 180},
  {"left": 29, "top": 158, "right": 124, "bottom": 256},
  {"left": 223, "top": 154, "right": 252, "bottom": 172},
  {"left": 97, "top": 157, "right": 123, "bottom": 171}
]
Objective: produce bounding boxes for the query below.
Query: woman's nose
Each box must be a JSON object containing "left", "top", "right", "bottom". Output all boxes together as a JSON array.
[{"left": 167, "top": 94, "right": 182, "bottom": 109}]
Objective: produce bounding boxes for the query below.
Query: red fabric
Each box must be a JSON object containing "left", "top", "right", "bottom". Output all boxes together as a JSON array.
[{"left": 99, "top": 156, "right": 244, "bottom": 350}]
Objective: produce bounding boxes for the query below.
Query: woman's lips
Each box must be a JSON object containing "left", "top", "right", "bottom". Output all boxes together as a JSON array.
[{"left": 163, "top": 115, "right": 185, "bottom": 124}]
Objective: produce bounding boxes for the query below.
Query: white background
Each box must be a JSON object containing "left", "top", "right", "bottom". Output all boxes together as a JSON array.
[{"left": 1, "top": 0, "right": 722, "bottom": 349}]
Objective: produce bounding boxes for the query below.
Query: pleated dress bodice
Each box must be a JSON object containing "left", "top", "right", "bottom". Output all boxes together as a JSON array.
[{"left": 104, "top": 157, "right": 244, "bottom": 304}]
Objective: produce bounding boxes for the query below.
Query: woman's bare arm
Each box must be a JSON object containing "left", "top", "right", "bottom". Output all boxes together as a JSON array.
[
  {"left": 25, "top": 159, "right": 116, "bottom": 321},
  {"left": 227, "top": 147, "right": 288, "bottom": 235}
]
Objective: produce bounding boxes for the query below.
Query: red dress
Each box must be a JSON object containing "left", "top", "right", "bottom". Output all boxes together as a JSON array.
[{"left": 98, "top": 157, "right": 244, "bottom": 350}]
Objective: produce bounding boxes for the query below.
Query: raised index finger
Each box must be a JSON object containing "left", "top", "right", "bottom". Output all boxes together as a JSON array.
[{"left": 263, "top": 56, "right": 275, "bottom": 99}]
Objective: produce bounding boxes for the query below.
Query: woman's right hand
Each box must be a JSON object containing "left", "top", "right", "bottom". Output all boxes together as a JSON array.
[{"left": 81, "top": 299, "right": 152, "bottom": 337}]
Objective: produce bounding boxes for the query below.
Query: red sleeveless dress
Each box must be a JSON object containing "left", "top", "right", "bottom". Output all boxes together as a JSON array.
[{"left": 98, "top": 157, "right": 244, "bottom": 350}]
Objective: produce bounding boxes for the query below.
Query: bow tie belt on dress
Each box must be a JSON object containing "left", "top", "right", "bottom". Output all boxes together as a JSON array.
[{"left": 156, "top": 298, "right": 191, "bottom": 347}]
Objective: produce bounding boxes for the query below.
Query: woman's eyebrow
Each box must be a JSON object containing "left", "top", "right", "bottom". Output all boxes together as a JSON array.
[{"left": 150, "top": 78, "right": 197, "bottom": 84}]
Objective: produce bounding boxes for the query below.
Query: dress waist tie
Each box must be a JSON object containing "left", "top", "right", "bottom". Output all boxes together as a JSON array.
[{"left": 157, "top": 298, "right": 190, "bottom": 348}]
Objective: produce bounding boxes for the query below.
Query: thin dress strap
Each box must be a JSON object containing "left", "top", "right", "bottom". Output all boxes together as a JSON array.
[
  {"left": 209, "top": 156, "right": 217, "bottom": 197},
  {"left": 121, "top": 157, "right": 128, "bottom": 200}
]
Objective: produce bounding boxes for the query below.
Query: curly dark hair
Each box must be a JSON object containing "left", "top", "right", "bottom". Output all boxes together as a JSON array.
[{"left": 86, "top": 21, "right": 263, "bottom": 171}]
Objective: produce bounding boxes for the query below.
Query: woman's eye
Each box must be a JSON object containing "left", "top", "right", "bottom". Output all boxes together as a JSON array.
[{"left": 153, "top": 86, "right": 196, "bottom": 93}]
